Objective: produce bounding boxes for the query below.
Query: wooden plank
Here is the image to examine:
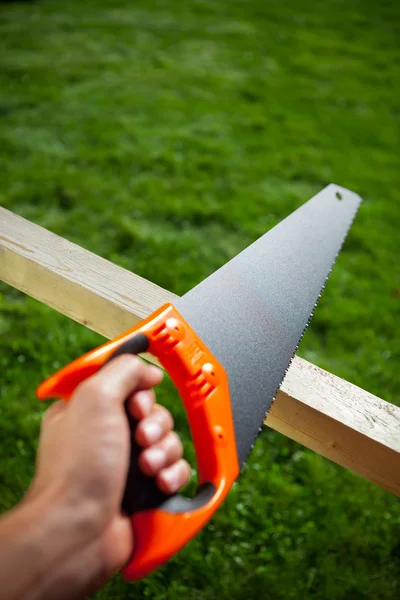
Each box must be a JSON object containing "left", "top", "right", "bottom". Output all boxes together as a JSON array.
[
  {"left": 1, "top": 206, "right": 399, "bottom": 496},
  {"left": 270, "top": 359, "right": 399, "bottom": 495},
  {"left": 0, "top": 208, "right": 176, "bottom": 339}
]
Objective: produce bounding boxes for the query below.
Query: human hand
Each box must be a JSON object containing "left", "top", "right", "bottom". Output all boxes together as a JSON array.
[{"left": 25, "top": 355, "right": 190, "bottom": 598}]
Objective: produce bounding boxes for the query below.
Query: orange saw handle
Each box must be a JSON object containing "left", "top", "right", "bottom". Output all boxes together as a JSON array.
[{"left": 36, "top": 304, "right": 240, "bottom": 581}]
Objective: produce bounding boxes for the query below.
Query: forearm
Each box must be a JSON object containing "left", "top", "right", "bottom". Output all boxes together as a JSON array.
[
  {"left": 0, "top": 488, "right": 100, "bottom": 600},
  {"left": 0, "top": 356, "right": 186, "bottom": 598}
]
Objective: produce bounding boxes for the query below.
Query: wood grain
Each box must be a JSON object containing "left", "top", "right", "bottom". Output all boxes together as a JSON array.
[{"left": 1, "top": 206, "right": 399, "bottom": 495}]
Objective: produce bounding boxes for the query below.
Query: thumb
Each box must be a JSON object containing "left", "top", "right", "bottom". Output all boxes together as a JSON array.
[{"left": 72, "top": 355, "right": 163, "bottom": 416}]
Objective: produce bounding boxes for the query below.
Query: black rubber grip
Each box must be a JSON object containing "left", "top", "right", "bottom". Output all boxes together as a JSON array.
[
  {"left": 106, "top": 333, "right": 215, "bottom": 515},
  {"left": 105, "top": 334, "right": 171, "bottom": 514}
]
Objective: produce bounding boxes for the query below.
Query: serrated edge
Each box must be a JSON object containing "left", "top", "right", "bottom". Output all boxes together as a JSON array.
[{"left": 241, "top": 189, "right": 362, "bottom": 468}]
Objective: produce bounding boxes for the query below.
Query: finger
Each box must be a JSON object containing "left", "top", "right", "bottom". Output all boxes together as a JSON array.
[
  {"left": 127, "top": 389, "right": 156, "bottom": 420},
  {"left": 156, "top": 459, "right": 192, "bottom": 494},
  {"left": 74, "top": 355, "right": 163, "bottom": 414},
  {"left": 135, "top": 405, "right": 174, "bottom": 448},
  {"left": 139, "top": 431, "right": 183, "bottom": 476},
  {"left": 40, "top": 400, "right": 66, "bottom": 431}
]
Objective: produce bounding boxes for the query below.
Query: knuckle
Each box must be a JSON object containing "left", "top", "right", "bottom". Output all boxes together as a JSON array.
[
  {"left": 155, "top": 405, "right": 174, "bottom": 428},
  {"left": 41, "top": 401, "right": 63, "bottom": 427},
  {"left": 100, "top": 381, "right": 120, "bottom": 401},
  {"left": 116, "top": 354, "right": 145, "bottom": 379},
  {"left": 76, "top": 378, "right": 115, "bottom": 407},
  {"left": 75, "top": 377, "right": 98, "bottom": 399},
  {"left": 167, "top": 431, "right": 182, "bottom": 451},
  {"left": 182, "top": 459, "right": 192, "bottom": 479},
  {"left": 41, "top": 406, "right": 53, "bottom": 424},
  {"left": 40, "top": 409, "right": 52, "bottom": 430}
]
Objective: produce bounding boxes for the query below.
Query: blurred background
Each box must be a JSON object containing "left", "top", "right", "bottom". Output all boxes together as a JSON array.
[{"left": 0, "top": 0, "right": 399, "bottom": 598}]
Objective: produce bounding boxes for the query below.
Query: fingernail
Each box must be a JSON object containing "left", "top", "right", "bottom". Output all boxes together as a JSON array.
[
  {"left": 161, "top": 469, "right": 177, "bottom": 490},
  {"left": 144, "top": 448, "right": 165, "bottom": 472},
  {"left": 142, "top": 421, "right": 163, "bottom": 444},
  {"left": 134, "top": 390, "right": 152, "bottom": 416}
]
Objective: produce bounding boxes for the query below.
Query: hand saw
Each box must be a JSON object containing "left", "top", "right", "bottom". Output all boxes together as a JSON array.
[{"left": 37, "top": 184, "right": 361, "bottom": 581}]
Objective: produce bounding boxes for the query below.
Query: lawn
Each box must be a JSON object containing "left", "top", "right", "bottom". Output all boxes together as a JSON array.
[{"left": 0, "top": 0, "right": 399, "bottom": 598}]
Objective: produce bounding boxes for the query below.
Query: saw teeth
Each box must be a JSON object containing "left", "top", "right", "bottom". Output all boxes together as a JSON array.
[{"left": 240, "top": 194, "right": 361, "bottom": 469}]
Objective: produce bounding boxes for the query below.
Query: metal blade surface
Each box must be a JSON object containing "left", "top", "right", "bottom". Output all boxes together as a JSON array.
[{"left": 175, "top": 184, "right": 361, "bottom": 468}]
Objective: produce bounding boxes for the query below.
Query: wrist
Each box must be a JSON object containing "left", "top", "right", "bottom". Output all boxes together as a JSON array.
[
  {"left": 0, "top": 486, "right": 100, "bottom": 600},
  {"left": 28, "top": 474, "right": 107, "bottom": 541}
]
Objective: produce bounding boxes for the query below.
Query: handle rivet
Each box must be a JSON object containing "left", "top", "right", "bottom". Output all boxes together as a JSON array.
[
  {"left": 165, "top": 318, "right": 185, "bottom": 340},
  {"left": 202, "top": 362, "right": 219, "bottom": 384},
  {"left": 213, "top": 426, "right": 226, "bottom": 446}
]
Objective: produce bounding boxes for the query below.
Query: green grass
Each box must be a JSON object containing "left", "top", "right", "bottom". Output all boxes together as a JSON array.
[{"left": 1, "top": 0, "right": 399, "bottom": 598}]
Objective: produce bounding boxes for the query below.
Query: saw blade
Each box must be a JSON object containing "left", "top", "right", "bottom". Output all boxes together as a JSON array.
[{"left": 175, "top": 184, "right": 361, "bottom": 468}]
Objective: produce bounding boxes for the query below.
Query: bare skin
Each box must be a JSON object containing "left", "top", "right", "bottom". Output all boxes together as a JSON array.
[{"left": 0, "top": 355, "right": 191, "bottom": 600}]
